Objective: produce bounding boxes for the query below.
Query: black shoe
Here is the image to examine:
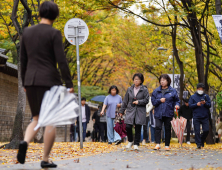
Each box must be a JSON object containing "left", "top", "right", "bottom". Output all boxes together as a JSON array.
[
  {"left": 41, "top": 161, "right": 57, "bottom": 168},
  {"left": 201, "top": 142, "right": 204, "bottom": 148},
  {"left": 108, "top": 142, "right": 112, "bottom": 145},
  {"left": 197, "top": 145, "right": 201, "bottom": 149},
  {"left": 146, "top": 141, "right": 150, "bottom": 143},
  {"left": 115, "top": 140, "right": 122, "bottom": 145},
  {"left": 17, "top": 141, "right": 28, "bottom": 164}
]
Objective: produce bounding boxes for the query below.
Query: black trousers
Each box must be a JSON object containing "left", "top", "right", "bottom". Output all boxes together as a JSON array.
[
  {"left": 143, "top": 116, "right": 149, "bottom": 141},
  {"left": 93, "top": 124, "right": 100, "bottom": 142},
  {"left": 99, "top": 122, "right": 107, "bottom": 142},
  {"left": 126, "top": 124, "right": 142, "bottom": 146},
  {"left": 186, "top": 120, "right": 191, "bottom": 142},
  {"left": 193, "top": 118, "right": 209, "bottom": 146},
  {"left": 155, "top": 117, "right": 172, "bottom": 146}
]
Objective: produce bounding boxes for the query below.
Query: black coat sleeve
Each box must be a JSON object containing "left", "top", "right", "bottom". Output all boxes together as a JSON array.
[
  {"left": 86, "top": 105, "right": 91, "bottom": 123},
  {"left": 92, "top": 111, "right": 97, "bottom": 120},
  {"left": 178, "top": 106, "right": 183, "bottom": 117},
  {"left": 20, "top": 31, "right": 28, "bottom": 87},
  {"left": 119, "top": 88, "right": 129, "bottom": 114},
  {"left": 53, "top": 30, "right": 73, "bottom": 88}
]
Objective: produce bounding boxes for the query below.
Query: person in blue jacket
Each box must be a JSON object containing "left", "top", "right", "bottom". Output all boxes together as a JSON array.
[
  {"left": 189, "top": 83, "right": 211, "bottom": 149},
  {"left": 152, "top": 74, "right": 180, "bottom": 151}
]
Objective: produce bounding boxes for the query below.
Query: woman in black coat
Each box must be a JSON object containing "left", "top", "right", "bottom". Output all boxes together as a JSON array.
[
  {"left": 17, "top": 1, "right": 73, "bottom": 168},
  {"left": 119, "top": 73, "right": 149, "bottom": 150}
]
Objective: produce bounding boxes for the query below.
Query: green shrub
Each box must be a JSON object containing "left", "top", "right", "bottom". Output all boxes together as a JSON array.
[{"left": 216, "top": 91, "right": 222, "bottom": 111}]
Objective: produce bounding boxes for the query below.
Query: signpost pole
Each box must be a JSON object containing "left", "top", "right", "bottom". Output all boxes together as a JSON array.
[
  {"left": 75, "top": 26, "right": 83, "bottom": 149},
  {"left": 64, "top": 18, "right": 89, "bottom": 149}
]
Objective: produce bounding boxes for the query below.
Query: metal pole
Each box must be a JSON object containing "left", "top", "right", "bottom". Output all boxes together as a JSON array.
[
  {"left": 75, "top": 26, "right": 83, "bottom": 149},
  {"left": 173, "top": 51, "right": 175, "bottom": 88},
  {"left": 64, "top": 125, "right": 67, "bottom": 142}
]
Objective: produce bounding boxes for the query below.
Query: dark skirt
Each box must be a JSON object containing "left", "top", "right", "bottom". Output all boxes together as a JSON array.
[{"left": 26, "top": 86, "right": 51, "bottom": 117}]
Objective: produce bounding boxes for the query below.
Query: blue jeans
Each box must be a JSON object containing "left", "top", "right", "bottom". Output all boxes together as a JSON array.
[
  {"left": 82, "top": 122, "right": 87, "bottom": 141},
  {"left": 141, "top": 126, "right": 143, "bottom": 141},
  {"left": 193, "top": 118, "right": 209, "bottom": 146},
  {"left": 107, "top": 116, "right": 121, "bottom": 143},
  {"left": 147, "top": 121, "right": 150, "bottom": 141},
  {"left": 78, "top": 122, "right": 87, "bottom": 141},
  {"left": 150, "top": 126, "right": 155, "bottom": 142}
]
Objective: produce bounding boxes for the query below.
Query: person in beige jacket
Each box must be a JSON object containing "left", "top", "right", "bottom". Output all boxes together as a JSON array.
[{"left": 142, "top": 97, "right": 153, "bottom": 145}]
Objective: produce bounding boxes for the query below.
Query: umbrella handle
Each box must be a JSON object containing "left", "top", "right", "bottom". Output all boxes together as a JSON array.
[{"left": 176, "top": 108, "right": 178, "bottom": 117}]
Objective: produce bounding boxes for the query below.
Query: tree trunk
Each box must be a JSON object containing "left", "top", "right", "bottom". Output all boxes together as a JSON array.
[
  {"left": 170, "top": 17, "right": 185, "bottom": 138},
  {"left": 2, "top": 0, "right": 34, "bottom": 149},
  {"left": 215, "top": 0, "right": 221, "bottom": 15},
  {"left": 181, "top": 0, "right": 205, "bottom": 84},
  {"left": 206, "top": 122, "right": 215, "bottom": 144},
  {"left": 172, "top": 17, "right": 184, "bottom": 104},
  {"left": 4, "top": 41, "right": 26, "bottom": 149},
  {"left": 191, "top": 25, "right": 205, "bottom": 84},
  {"left": 34, "top": 127, "right": 44, "bottom": 143}
]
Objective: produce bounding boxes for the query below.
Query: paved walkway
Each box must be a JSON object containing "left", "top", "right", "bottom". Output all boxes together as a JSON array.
[{"left": 1, "top": 143, "right": 222, "bottom": 170}]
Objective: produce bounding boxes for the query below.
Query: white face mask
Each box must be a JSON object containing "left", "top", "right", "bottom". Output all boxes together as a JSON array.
[{"left": 197, "top": 90, "right": 204, "bottom": 95}]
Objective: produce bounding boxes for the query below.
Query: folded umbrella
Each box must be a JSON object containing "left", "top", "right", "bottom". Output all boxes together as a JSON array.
[
  {"left": 171, "top": 108, "right": 187, "bottom": 146},
  {"left": 114, "top": 120, "right": 127, "bottom": 138},
  {"left": 34, "top": 86, "right": 79, "bottom": 131}
]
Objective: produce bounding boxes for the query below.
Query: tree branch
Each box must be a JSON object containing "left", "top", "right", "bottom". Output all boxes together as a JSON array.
[
  {"left": 107, "top": 0, "right": 189, "bottom": 28},
  {"left": 11, "top": 0, "right": 22, "bottom": 34},
  {"left": 0, "top": 12, "right": 16, "bottom": 46},
  {"left": 20, "top": 0, "right": 32, "bottom": 28}
]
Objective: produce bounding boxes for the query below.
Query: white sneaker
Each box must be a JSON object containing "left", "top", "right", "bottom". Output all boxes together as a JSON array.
[
  {"left": 187, "top": 141, "right": 191, "bottom": 145},
  {"left": 133, "top": 145, "right": 139, "bottom": 150},
  {"left": 142, "top": 140, "right": 146, "bottom": 145},
  {"left": 154, "top": 144, "right": 161, "bottom": 150},
  {"left": 126, "top": 142, "right": 133, "bottom": 149}
]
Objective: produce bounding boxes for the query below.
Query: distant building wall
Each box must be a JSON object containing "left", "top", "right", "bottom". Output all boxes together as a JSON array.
[
  {"left": 0, "top": 72, "right": 97, "bottom": 142},
  {"left": 0, "top": 72, "right": 35, "bottom": 142}
]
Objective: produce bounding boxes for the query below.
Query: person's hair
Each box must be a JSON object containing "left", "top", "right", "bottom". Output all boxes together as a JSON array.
[
  {"left": 81, "top": 97, "right": 86, "bottom": 101},
  {"left": 108, "top": 85, "right": 119, "bottom": 94},
  {"left": 184, "top": 99, "right": 189, "bottom": 103},
  {"left": 220, "top": 117, "right": 222, "bottom": 122},
  {"left": 39, "top": 1, "right": 59, "bottom": 20},
  {"left": 197, "top": 83, "right": 205, "bottom": 89},
  {"left": 133, "top": 73, "right": 144, "bottom": 85},
  {"left": 159, "top": 74, "right": 171, "bottom": 86}
]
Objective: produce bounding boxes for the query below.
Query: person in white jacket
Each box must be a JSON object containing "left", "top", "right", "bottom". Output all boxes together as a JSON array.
[{"left": 142, "top": 97, "right": 153, "bottom": 145}]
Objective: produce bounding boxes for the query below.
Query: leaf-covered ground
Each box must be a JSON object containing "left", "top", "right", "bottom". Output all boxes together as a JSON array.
[
  {"left": 1, "top": 142, "right": 222, "bottom": 170},
  {"left": 0, "top": 142, "right": 118, "bottom": 165}
]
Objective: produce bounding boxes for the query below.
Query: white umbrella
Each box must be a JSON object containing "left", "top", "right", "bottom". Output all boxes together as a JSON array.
[{"left": 34, "top": 86, "right": 79, "bottom": 131}]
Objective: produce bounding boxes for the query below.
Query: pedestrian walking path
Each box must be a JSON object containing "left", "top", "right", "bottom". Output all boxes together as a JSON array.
[{"left": 1, "top": 142, "right": 222, "bottom": 170}]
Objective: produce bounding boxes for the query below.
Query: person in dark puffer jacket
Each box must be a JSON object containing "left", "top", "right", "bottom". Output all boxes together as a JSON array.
[
  {"left": 152, "top": 74, "right": 180, "bottom": 151},
  {"left": 189, "top": 83, "right": 211, "bottom": 149}
]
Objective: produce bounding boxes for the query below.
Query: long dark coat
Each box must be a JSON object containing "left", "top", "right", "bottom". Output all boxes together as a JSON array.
[{"left": 119, "top": 84, "right": 149, "bottom": 125}]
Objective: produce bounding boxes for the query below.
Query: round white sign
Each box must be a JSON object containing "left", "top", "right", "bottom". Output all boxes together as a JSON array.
[{"left": 64, "top": 18, "right": 89, "bottom": 45}]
